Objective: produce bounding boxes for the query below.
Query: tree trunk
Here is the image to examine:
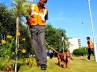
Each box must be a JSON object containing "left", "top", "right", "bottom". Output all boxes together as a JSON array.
[{"left": 15, "top": 17, "right": 19, "bottom": 72}]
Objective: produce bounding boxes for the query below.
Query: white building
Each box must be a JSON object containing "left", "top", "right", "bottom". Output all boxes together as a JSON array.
[{"left": 68, "top": 38, "right": 81, "bottom": 53}]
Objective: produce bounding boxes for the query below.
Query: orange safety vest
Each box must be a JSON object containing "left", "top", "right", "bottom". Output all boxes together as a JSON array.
[
  {"left": 87, "top": 40, "right": 94, "bottom": 49},
  {"left": 27, "top": 4, "right": 48, "bottom": 26}
]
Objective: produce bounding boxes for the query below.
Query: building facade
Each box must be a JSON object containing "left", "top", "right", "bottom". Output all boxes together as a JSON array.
[{"left": 68, "top": 38, "right": 81, "bottom": 53}]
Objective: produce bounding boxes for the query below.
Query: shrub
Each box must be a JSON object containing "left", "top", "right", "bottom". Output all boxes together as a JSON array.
[
  {"left": 0, "top": 37, "right": 15, "bottom": 58},
  {"left": 73, "top": 48, "right": 88, "bottom": 56}
]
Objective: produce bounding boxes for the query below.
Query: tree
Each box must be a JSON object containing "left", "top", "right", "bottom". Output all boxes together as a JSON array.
[
  {"left": 45, "top": 24, "right": 68, "bottom": 51},
  {"left": 12, "top": 0, "right": 30, "bottom": 71},
  {"left": 0, "top": 4, "right": 16, "bottom": 59},
  {"left": 0, "top": 4, "right": 16, "bottom": 38}
]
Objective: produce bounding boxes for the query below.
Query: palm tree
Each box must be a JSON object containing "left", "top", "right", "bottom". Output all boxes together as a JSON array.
[{"left": 12, "top": 0, "right": 33, "bottom": 72}]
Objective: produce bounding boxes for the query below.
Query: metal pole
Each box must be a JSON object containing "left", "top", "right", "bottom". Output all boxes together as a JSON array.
[{"left": 87, "top": 0, "right": 97, "bottom": 62}]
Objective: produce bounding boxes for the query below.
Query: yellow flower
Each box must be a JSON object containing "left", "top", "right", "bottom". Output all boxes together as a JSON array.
[
  {"left": 22, "top": 49, "right": 26, "bottom": 53},
  {"left": 6, "top": 35, "right": 13, "bottom": 39},
  {"left": 16, "top": 32, "right": 20, "bottom": 37},
  {"left": 1, "top": 39, "right": 6, "bottom": 45},
  {"left": 22, "top": 38, "right": 26, "bottom": 41}
]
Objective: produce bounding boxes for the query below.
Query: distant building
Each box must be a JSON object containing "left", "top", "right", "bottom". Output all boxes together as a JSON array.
[{"left": 68, "top": 38, "right": 81, "bottom": 53}]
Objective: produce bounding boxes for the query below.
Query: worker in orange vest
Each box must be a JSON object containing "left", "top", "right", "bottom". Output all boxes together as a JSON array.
[
  {"left": 86, "top": 37, "right": 94, "bottom": 61},
  {"left": 27, "top": 0, "right": 48, "bottom": 70}
]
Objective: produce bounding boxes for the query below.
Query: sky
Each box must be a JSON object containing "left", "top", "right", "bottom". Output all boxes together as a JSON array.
[{"left": 0, "top": 0, "right": 97, "bottom": 47}]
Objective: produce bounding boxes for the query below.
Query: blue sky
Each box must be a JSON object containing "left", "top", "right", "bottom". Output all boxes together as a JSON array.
[
  {"left": 46, "top": 0, "right": 97, "bottom": 47},
  {"left": 0, "top": 0, "right": 97, "bottom": 46}
]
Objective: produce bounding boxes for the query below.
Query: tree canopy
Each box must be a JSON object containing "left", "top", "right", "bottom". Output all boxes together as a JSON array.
[{"left": 0, "top": 4, "right": 16, "bottom": 37}]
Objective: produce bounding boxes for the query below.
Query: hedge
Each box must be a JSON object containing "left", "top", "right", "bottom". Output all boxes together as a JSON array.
[{"left": 73, "top": 48, "right": 88, "bottom": 56}]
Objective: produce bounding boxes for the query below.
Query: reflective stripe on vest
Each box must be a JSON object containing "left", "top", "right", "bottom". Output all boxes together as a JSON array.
[{"left": 28, "top": 4, "right": 47, "bottom": 26}]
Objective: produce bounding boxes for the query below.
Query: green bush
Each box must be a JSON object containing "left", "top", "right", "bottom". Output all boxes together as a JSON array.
[
  {"left": 0, "top": 38, "right": 15, "bottom": 58},
  {"left": 73, "top": 48, "right": 88, "bottom": 56}
]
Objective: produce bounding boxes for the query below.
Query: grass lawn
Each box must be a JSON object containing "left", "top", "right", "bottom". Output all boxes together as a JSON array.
[{"left": 19, "top": 56, "right": 97, "bottom": 72}]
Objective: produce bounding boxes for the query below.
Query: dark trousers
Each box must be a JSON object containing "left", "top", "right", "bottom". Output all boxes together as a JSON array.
[
  {"left": 87, "top": 48, "right": 94, "bottom": 60},
  {"left": 30, "top": 26, "right": 47, "bottom": 65}
]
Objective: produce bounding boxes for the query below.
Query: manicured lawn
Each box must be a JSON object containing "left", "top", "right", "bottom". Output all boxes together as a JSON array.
[{"left": 19, "top": 56, "right": 97, "bottom": 72}]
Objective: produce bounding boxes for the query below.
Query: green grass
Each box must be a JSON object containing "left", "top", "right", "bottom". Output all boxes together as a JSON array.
[{"left": 19, "top": 56, "right": 97, "bottom": 72}]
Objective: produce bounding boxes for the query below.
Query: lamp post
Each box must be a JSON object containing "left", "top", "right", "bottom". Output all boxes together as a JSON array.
[{"left": 87, "top": 0, "right": 97, "bottom": 62}]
